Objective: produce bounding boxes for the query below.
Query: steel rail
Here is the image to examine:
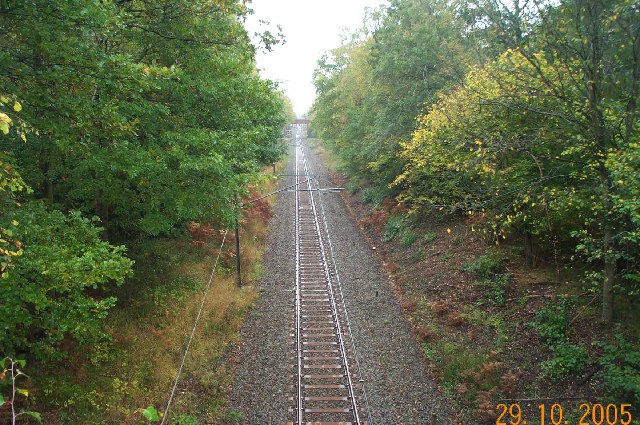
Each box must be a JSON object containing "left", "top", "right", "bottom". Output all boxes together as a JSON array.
[
  {"left": 305, "top": 147, "right": 374, "bottom": 424},
  {"left": 294, "top": 138, "right": 304, "bottom": 425},
  {"left": 290, "top": 133, "right": 368, "bottom": 424},
  {"left": 300, "top": 144, "right": 362, "bottom": 424}
]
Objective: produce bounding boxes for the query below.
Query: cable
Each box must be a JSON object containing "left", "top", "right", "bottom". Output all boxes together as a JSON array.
[
  {"left": 160, "top": 229, "right": 229, "bottom": 425},
  {"left": 240, "top": 179, "right": 311, "bottom": 207}
]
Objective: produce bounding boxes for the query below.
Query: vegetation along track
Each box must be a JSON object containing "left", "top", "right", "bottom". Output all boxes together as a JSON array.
[{"left": 288, "top": 130, "right": 371, "bottom": 425}]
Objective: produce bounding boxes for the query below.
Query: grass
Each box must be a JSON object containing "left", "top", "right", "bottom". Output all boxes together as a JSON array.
[
  {"left": 400, "top": 230, "right": 418, "bottom": 248},
  {"left": 423, "top": 230, "right": 437, "bottom": 243},
  {"left": 34, "top": 164, "right": 281, "bottom": 424}
]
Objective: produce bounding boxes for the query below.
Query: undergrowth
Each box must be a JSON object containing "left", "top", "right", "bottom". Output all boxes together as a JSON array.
[{"left": 29, "top": 166, "right": 281, "bottom": 424}]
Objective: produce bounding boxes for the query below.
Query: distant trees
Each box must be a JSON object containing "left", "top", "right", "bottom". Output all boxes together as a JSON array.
[
  {"left": 311, "top": 0, "right": 640, "bottom": 322},
  {"left": 0, "top": 0, "right": 287, "bottom": 360}
]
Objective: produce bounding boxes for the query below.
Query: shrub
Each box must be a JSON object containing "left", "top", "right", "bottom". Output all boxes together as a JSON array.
[
  {"left": 463, "top": 251, "right": 505, "bottom": 279},
  {"left": 598, "top": 332, "right": 640, "bottom": 406},
  {"left": 401, "top": 230, "right": 417, "bottom": 247},
  {"left": 0, "top": 203, "right": 133, "bottom": 361},
  {"left": 540, "top": 342, "right": 588, "bottom": 379},
  {"left": 532, "top": 298, "right": 572, "bottom": 344},
  {"left": 532, "top": 298, "right": 587, "bottom": 379},
  {"left": 362, "top": 187, "right": 386, "bottom": 208},
  {"left": 424, "top": 230, "right": 437, "bottom": 243},
  {"left": 478, "top": 273, "right": 511, "bottom": 306},
  {"left": 383, "top": 215, "right": 406, "bottom": 242}
]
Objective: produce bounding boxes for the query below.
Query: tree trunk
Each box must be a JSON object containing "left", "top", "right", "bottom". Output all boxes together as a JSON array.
[
  {"left": 46, "top": 176, "right": 53, "bottom": 204},
  {"left": 602, "top": 220, "right": 615, "bottom": 322},
  {"left": 524, "top": 231, "right": 535, "bottom": 268},
  {"left": 582, "top": 0, "right": 616, "bottom": 323}
]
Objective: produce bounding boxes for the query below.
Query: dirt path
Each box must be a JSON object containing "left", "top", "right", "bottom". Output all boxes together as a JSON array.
[{"left": 226, "top": 138, "right": 453, "bottom": 424}]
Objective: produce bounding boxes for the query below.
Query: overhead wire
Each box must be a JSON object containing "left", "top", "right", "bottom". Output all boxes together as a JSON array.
[{"left": 160, "top": 228, "right": 229, "bottom": 425}]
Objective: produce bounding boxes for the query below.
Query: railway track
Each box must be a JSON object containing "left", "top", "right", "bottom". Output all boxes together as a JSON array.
[{"left": 287, "top": 135, "right": 370, "bottom": 425}]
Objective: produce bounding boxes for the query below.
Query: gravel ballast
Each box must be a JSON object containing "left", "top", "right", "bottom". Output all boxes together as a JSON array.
[{"left": 227, "top": 139, "right": 454, "bottom": 424}]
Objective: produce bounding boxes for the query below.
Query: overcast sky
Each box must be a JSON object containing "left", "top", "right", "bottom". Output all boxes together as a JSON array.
[{"left": 245, "top": 0, "right": 388, "bottom": 117}]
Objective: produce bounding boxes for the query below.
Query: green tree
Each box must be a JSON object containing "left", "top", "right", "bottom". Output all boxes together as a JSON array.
[
  {"left": 0, "top": 0, "right": 286, "bottom": 240},
  {"left": 396, "top": 0, "right": 640, "bottom": 322},
  {"left": 311, "top": 0, "right": 470, "bottom": 188}
]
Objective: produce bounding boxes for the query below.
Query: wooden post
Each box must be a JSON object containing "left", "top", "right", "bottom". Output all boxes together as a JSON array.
[{"left": 235, "top": 193, "right": 241, "bottom": 286}]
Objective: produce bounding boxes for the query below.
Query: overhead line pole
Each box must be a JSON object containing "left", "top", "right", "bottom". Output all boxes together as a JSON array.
[{"left": 235, "top": 193, "right": 241, "bottom": 287}]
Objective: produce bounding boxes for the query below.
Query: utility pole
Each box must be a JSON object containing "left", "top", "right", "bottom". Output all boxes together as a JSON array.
[{"left": 235, "top": 193, "right": 241, "bottom": 286}]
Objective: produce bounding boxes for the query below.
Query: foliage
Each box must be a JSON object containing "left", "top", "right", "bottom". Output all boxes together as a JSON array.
[
  {"left": 533, "top": 298, "right": 573, "bottom": 343},
  {"left": 142, "top": 406, "right": 161, "bottom": 422},
  {"left": 463, "top": 251, "right": 506, "bottom": 279},
  {"left": 477, "top": 273, "right": 511, "bottom": 306},
  {"left": 598, "top": 332, "right": 640, "bottom": 407},
  {"left": 532, "top": 298, "right": 588, "bottom": 379},
  {"left": 172, "top": 414, "right": 198, "bottom": 425},
  {"left": 312, "top": 0, "right": 640, "bottom": 322},
  {"left": 395, "top": 0, "right": 640, "bottom": 321},
  {"left": 423, "top": 230, "right": 437, "bottom": 243},
  {"left": 311, "top": 0, "right": 470, "bottom": 190},
  {"left": 0, "top": 96, "right": 30, "bottom": 278},
  {"left": 464, "top": 251, "right": 510, "bottom": 305},
  {"left": 383, "top": 214, "right": 407, "bottom": 242},
  {"left": 1, "top": 358, "right": 41, "bottom": 424},
  {"left": 539, "top": 342, "right": 588, "bottom": 380},
  {"left": 0, "top": 203, "right": 133, "bottom": 360},
  {"left": 400, "top": 230, "right": 418, "bottom": 248},
  {"left": 0, "top": 0, "right": 286, "bottom": 365},
  {"left": 0, "top": 0, "right": 287, "bottom": 240},
  {"left": 362, "top": 187, "right": 386, "bottom": 209}
]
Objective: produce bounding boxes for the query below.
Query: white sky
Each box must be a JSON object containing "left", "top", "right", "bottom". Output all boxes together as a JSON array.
[{"left": 245, "top": 0, "right": 388, "bottom": 117}]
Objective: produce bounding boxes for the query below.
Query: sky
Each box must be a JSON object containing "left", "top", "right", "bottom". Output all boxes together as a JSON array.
[{"left": 244, "top": 0, "right": 388, "bottom": 117}]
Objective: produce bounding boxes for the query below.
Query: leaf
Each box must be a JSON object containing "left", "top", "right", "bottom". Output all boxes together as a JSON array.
[
  {"left": 143, "top": 406, "right": 161, "bottom": 421},
  {"left": 0, "top": 96, "right": 8, "bottom": 103},
  {"left": 17, "top": 388, "right": 28, "bottom": 397},
  {"left": 0, "top": 394, "right": 4, "bottom": 407},
  {"left": 22, "top": 411, "right": 42, "bottom": 423},
  {"left": 13, "top": 102, "right": 22, "bottom": 112}
]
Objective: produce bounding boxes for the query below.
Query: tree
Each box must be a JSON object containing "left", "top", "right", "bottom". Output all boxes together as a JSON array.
[
  {"left": 311, "top": 0, "right": 470, "bottom": 188},
  {"left": 396, "top": 0, "right": 640, "bottom": 322},
  {"left": 0, "top": 0, "right": 287, "bottom": 240}
]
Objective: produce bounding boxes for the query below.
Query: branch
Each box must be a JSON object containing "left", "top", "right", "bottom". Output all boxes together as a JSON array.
[{"left": 124, "top": 23, "right": 238, "bottom": 47}]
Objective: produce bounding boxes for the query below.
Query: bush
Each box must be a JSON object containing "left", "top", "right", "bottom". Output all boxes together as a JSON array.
[
  {"left": 598, "top": 332, "right": 640, "bottom": 406},
  {"left": 540, "top": 342, "right": 588, "bottom": 379},
  {"left": 532, "top": 298, "right": 572, "bottom": 343},
  {"left": 478, "top": 273, "right": 511, "bottom": 306},
  {"left": 383, "top": 215, "right": 406, "bottom": 242},
  {"left": 401, "top": 230, "right": 418, "bottom": 248},
  {"left": 532, "top": 298, "right": 587, "bottom": 379},
  {"left": 0, "top": 202, "right": 133, "bottom": 360},
  {"left": 362, "top": 187, "right": 386, "bottom": 209},
  {"left": 463, "top": 251, "right": 505, "bottom": 279}
]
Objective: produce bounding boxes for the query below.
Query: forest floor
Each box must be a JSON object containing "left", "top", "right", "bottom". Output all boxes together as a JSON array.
[{"left": 313, "top": 139, "right": 640, "bottom": 425}]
